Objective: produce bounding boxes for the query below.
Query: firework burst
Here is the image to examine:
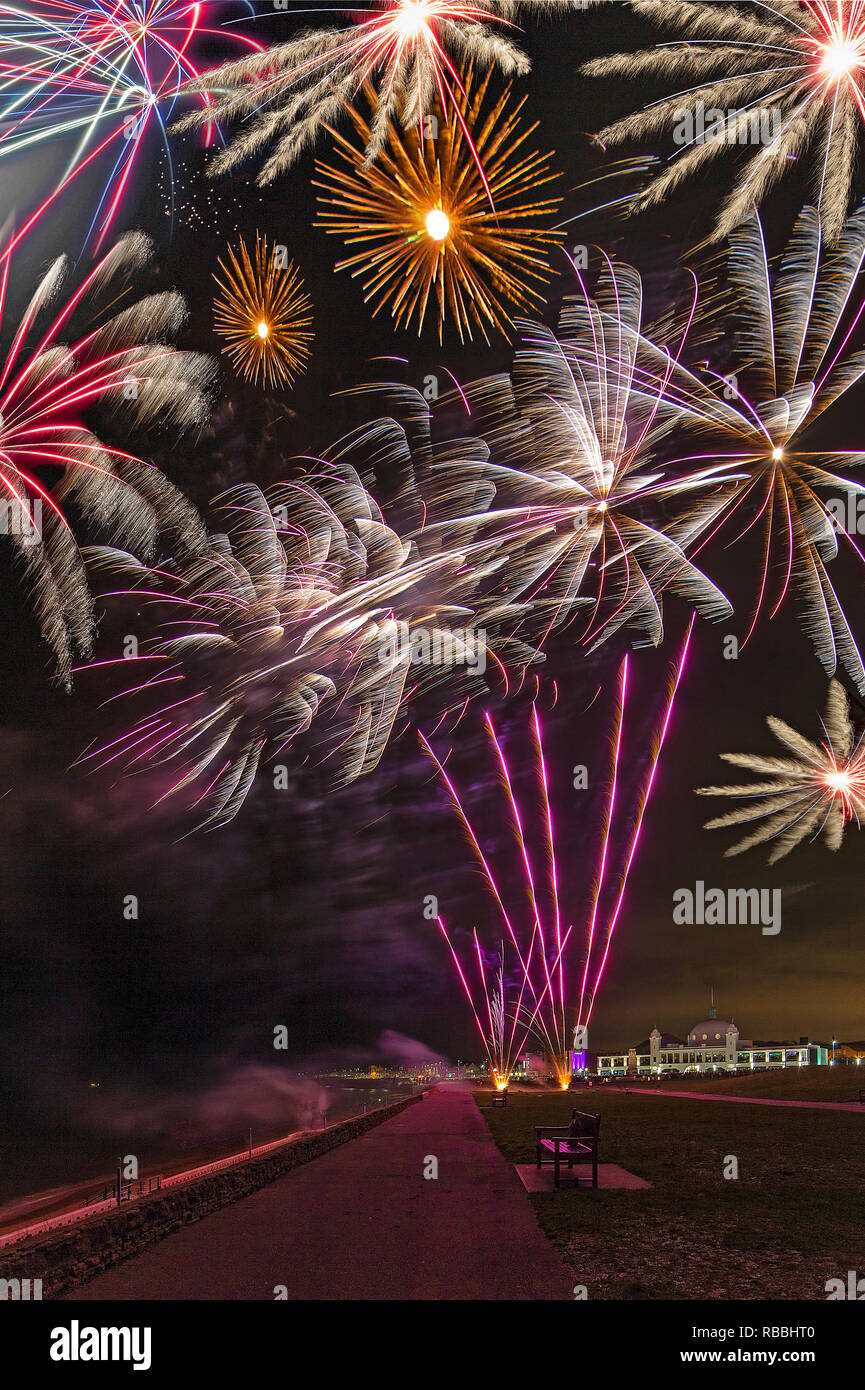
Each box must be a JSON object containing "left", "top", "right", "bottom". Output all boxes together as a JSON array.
[
  {"left": 584, "top": 0, "right": 865, "bottom": 244},
  {"left": 697, "top": 679, "right": 865, "bottom": 861},
  {"left": 0, "top": 0, "right": 261, "bottom": 256},
  {"left": 422, "top": 261, "right": 734, "bottom": 647},
  {"left": 177, "top": 1, "right": 557, "bottom": 188},
  {"left": 83, "top": 447, "right": 533, "bottom": 827},
  {"left": 213, "top": 234, "right": 313, "bottom": 388},
  {"left": 0, "top": 228, "right": 212, "bottom": 686},
  {"left": 654, "top": 203, "right": 865, "bottom": 692},
  {"left": 313, "top": 64, "right": 562, "bottom": 342}
]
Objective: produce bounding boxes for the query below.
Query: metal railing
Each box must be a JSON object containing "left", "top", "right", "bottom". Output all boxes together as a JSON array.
[
  {"left": 84, "top": 1175, "right": 163, "bottom": 1207},
  {"left": 0, "top": 1091, "right": 429, "bottom": 1248}
]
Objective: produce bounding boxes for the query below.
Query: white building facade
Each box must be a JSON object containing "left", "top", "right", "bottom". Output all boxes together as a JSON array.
[{"left": 597, "top": 1010, "right": 828, "bottom": 1076}]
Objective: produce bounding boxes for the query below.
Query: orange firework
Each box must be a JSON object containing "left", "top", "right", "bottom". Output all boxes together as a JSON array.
[
  {"left": 313, "top": 64, "right": 562, "bottom": 343},
  {"left": 213, "top": 234, "right": 313, "bottom": 388}
]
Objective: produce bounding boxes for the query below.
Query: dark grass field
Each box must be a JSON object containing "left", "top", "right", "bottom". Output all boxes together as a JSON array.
[
  {"left": 623, "top": 1068, "right": 865, "bottom": 1103},
  {"left": 474, "top": 1085, "right": 865, "bottom": 1300}
]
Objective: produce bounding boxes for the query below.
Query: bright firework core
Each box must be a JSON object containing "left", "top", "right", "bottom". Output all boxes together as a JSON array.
[
  {"left": 257, "top": 321, "right": 269, "bottom": 339},
  {"left": 425, "top": 208, "right": 451, "bottom": 241},
  {"left": 822, "top": 755, "right": 865, "bottom": 821},
  {"left": 825, "top": 769, "right": 853, "bottom": 792},
  {"left": 821, "top": 38, "right": 862, "bottom": 79},
  {"left": 396, "top": 0, "right": 430, "bottom": 37}
]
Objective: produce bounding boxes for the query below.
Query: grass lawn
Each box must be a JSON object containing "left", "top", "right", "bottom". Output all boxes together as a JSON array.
[
  {"left": 628, "top": 1067, "right": 865, "bottom": 1104},
  {"left": 474, "top": 1088, "right": 865, "bottom": 1300}
]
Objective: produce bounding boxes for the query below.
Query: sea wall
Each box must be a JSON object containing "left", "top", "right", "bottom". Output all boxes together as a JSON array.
[{"left": 0, "top": 1091, "right": 426, "bottom": 1298}]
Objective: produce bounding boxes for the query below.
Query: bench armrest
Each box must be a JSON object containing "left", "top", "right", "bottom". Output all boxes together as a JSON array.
[{"left": 534, "top": 1126, "right": 571, "bottom": 1137}]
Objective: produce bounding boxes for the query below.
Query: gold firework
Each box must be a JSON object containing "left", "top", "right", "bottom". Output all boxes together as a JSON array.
[
  {"left": 313, "top": 64, "right": 562, "bottom": 343},
  {"left": 213, "top": 234, "right": 313, "bottom": 388}
]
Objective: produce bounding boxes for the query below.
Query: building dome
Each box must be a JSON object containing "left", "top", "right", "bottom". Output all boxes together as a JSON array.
[{"left": 688, "top": 1019, "right": 737, "bottom": 1045}]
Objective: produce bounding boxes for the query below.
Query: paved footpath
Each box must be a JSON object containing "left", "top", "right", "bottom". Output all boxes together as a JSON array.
[
  {"left": 637, "top": 1088, "right": 865, "bottom": 1112},
  {"left": 61, "top": 1086, "right": 572, "bottom": 1301}
]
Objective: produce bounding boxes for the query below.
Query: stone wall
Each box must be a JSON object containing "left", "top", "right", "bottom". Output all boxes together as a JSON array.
[{"left": 0, "top": 1091, "right": 426, "bottom": 1298}]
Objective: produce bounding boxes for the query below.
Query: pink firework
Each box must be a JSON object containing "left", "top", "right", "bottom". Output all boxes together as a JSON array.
[
  {"left": 0, "top": 0, "right": 262, "bottom": 256},
  {"left": 0, "top": 228, "right": 212, "bottom": 684},
  {"left": 423, "top": 620, "right": 693, "bottom": 1084},
  {"left": 584, "top": 0, "right": 865, "bottom": 242}
]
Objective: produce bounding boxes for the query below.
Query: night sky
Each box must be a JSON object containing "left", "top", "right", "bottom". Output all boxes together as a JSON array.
[{"left": 1, "top": 2, "right": 864, "bottom": 1199}]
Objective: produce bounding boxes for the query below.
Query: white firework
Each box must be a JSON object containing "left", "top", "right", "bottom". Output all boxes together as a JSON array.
[
  {"left": 177, "top": 1, "right": 588, "bottom": 182},
  {"left": 584, "top": 0, "right": 865, "bottom": 243},
  {"left": 698, "top": 679, "right": 865, "bottom": 861}
]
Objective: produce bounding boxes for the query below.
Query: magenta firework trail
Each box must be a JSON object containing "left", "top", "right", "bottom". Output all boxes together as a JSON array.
[{"left": 423, "top": 617, "right": 694, "bottom": 1085}]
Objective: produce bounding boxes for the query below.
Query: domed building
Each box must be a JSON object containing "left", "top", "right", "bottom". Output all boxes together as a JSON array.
[
  {"left": 687, "top": 1016, "right": 738, "bottom": 1048},
  {"left": 596, "top": 1003, "right": 829, "bottom": 1076}
]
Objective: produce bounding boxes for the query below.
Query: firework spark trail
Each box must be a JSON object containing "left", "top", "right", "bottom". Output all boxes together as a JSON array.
[
  {"left": 531, "top": 701, "right": 563, "bottom": 1039},
  {"left": 434, "top": 917, "right": 537, "bottom": 1084},
  {"left": 417, "top": 727, "right": 558, "bottom": 1061},
  {"left": 584, "top": 613, "right": 694, "bottom": 1028},
  {"left": 425, "top": 704, "right": 571, "bottom": 1078},
  {"left": 423, "top": 645, "right": 687, "bottom": 1083},
  {"left": 583, "top": 0, "right": 865, "bottom": 244},
  {"left": 0, "top": 0, "right": 261, "bottom": 256},
  {"left": 435, "top": 915, "right": 498, "bottom": 1070},
  {"left": 472, "top": 928, "right": 496, "bottom": 1049},
  {"left": 483, "top": 708, "right": 568, "bottom": 1066},
  {"left": 575, "top": 655, "right": 626, "bottom": 1030}
]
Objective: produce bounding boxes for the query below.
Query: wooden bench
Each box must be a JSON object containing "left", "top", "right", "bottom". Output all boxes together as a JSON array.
[
  {"left": 491, "top": 1089, "right": 508, "bottom": 1108},
  {"left": 535, "top": 1109, "right": 600, "bottom": 1189}
]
